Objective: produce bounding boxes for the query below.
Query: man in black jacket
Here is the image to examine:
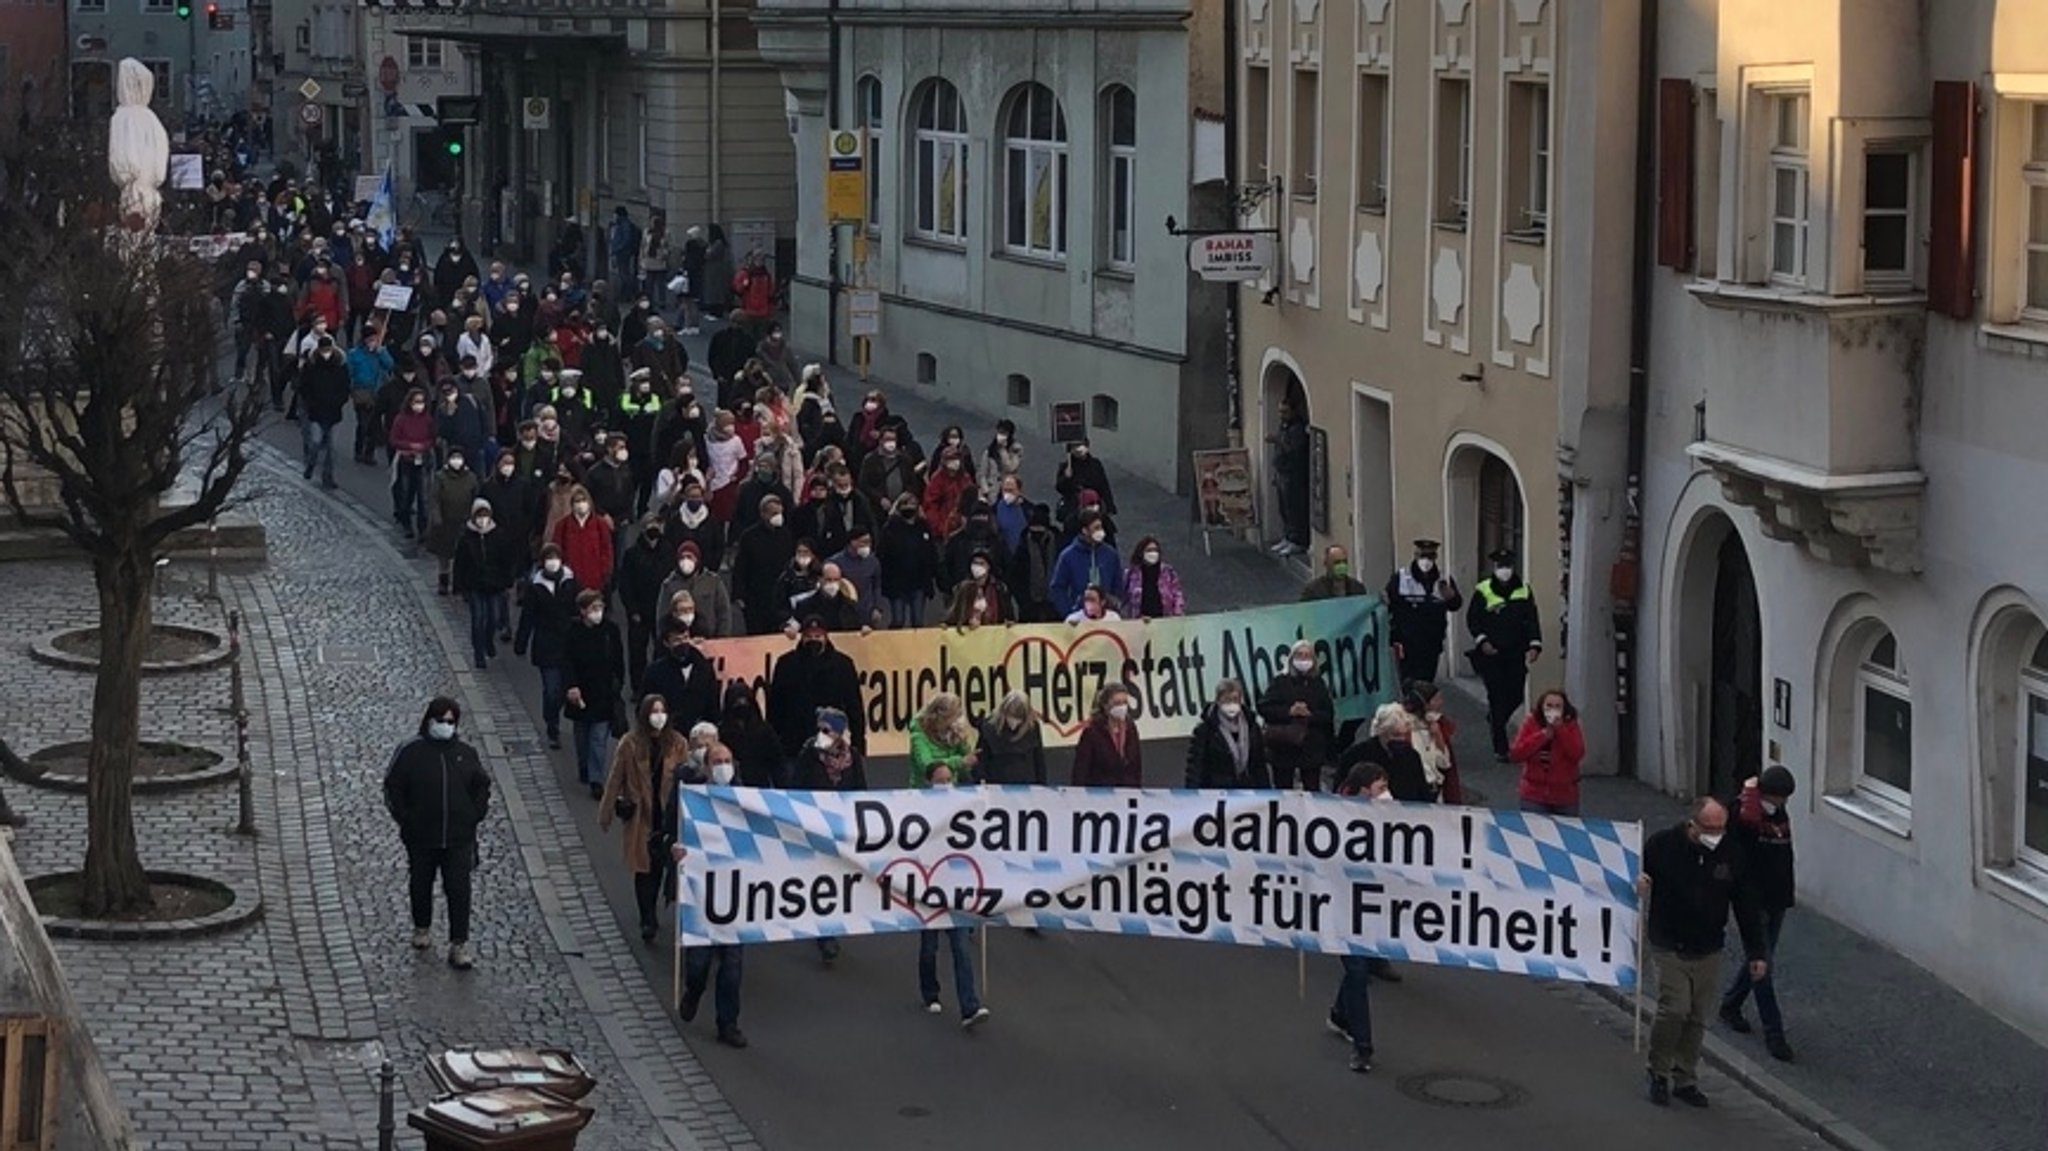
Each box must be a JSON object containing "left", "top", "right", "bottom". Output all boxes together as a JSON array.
[
  {"left": 563, "top": 588, "right": 626, "bottom": 798},
  {"left": 1465, "top": 547, "right": 1542, "bottom": 760},
  {"left": 615, "top": 518, "right": 672, "bottom": 693},
  {"left": 642, "top": 620, "right": 722, "bottom": 736},
  {"left": 298, "top": 335, "right": 351, "bottom": 488},
  {"left": 1719, "top": 766, "right": 1798, "bottom": 1062},
  {"left": 1638, "top": 797, "right": 1769, "bottom": 1107},
  {"left": 383, "top": 697, "right": 492, "bottom": 970},
  {"left": 1385, "top": 539, "right": 1462, "bottom": 688},
  {"left": 766, "top": 617, "right": 867, "bottom": 776}
]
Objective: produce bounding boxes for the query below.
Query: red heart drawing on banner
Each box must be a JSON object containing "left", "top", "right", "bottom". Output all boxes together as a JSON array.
[
  {"left": 878, "top": 852, "right": 990, "bottom": 925},
  {"left": 997, "top": 627, "right": 1136, "bottom": 737}
]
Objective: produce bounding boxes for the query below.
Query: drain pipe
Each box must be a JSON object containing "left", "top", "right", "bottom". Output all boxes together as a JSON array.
[
  {"left": 1222, "top": 0, "right": 1243, "bottom": 442},
  {"left": 711, "top": 0, "right": 725, "bottom": 228},
  {"left": 1612, "top": 0, "right": 1660, "bottom": 778},
  {"left": 826, "top": 0, "right": 842, "bottom": 365}
]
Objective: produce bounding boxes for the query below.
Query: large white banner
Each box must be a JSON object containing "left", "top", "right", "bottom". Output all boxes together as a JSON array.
[{"left": 679, "top": 787, "right": 1644, "bottom": 988}]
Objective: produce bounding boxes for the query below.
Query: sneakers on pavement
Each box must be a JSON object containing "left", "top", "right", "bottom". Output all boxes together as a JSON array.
[
  {"left": 1671, "top": 1084, "right": 1710, "bottom": 1108},
  {"left": 1647, "top": 1074, "right": 1671, "bottom": 1106},
  {"left": 716, "top": 1027, "right": 749, "bottom": 1049},
  {"left": 1326, "top": 1012, "right": 1353, "bottom": 1043},
  {"left": 679, "top": 987, "right": 703, "bottom": 1023},
  {"left": 961, "top": 1007, "right": 991, "bottom": 1031},
  {"left": 1765, "top": 1034, "right": 1796, "bottom": 1062},
  {"left": 448, "top": 942, "right": 475, "bottom": 970},
  {"left": 1349, "top": 1052, "right": 1373, "bottom": 1074},
  {"left": 925, "top": 1001, "right": 943, "bottom": 1015},
  {"left": 1718, "top": 1003, "right": 1753, "bottom": 1033},
  {"left": 410, "top": 927, "right": 432, "bottom": 950}
]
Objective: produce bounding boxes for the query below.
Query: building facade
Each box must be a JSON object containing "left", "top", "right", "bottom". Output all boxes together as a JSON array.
[
  {"left": 70, "top": 0, "right": 253, "bottom": 122},
  {"left": 1, "top": 0, "right": 68, "bottom": 130},
  {"left": 272, "top": 0, "right": 366, "bottom": 165},
  {"left": 358, "top": 0, "right": 795, "bottom": 275},
  {"left": 758, "top": 0, "right": 1233, "bottom": 492},
  {"left": 1639, "top": 0, "right": 2048, "bottom": 1042},
  {"left": 1233, "top": 0, "right": 1640, "bottom": 752},
  {"left": 360, "top": 11, "right": 475, "bottom": 199}
]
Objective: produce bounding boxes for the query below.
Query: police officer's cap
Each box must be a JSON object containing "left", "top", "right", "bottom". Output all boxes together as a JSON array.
[
  {"left": 1488, "top": 547, "right": 1518, "bottom": 565},
  {"left": 1413, "top": 538, "right": 1442, "bottom": 553}
]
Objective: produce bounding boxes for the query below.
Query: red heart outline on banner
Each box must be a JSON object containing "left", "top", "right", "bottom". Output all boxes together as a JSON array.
[
  {"left": 997, "top": 627, "right": 1135, "bottom": 737},
  {"left": 878, "top": 852, "right": 991, "bottom": 925}
]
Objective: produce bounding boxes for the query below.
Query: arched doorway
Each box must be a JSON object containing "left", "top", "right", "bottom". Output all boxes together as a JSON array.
[
  {"left": 1443, "top": 439, "right": 1526, "bottom": 658},
  {"left": 1670, "top": 510, "right": 1763, "bottom": 798},
  {"left": 1260, "top": 359, "right": 1310, "bottom": 554}
]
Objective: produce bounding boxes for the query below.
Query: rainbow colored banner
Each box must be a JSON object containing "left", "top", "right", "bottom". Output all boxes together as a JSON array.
[{"left": 698, "top": 597, "right": 1394, "bottom": 756}]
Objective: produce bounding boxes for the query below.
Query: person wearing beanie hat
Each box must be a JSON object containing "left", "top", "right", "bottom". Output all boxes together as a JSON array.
[
  {"left": 1720, "top": 766, "right": 1800, "bottom": 1062},
  {"left": 944, "top": 543, "right": 1014, "bottom": 627},
  {"left": 616, "top": 513, "right": 674, "bottom": 692},
  {"left": 427, "top": 441, "right": 484, "bottom": 594},
  {"left": 1058, "top": 486, "right": 1120, "bottom": 550},
  {"left": 451, "top": 496, "right": 524, "bottom": 669},
  {"left": 642, "top": 615, "right": 720, "bottom": 739},
  {"left": 768, "top": 614, "right": 867, "bottom": 774}
]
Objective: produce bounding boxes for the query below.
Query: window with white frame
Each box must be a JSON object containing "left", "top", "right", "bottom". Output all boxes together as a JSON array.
[
  {"left": 1292, "top": 68, "right": 1320, "bottom": 198},
  {"left": 1355, "top": 70, "right": 1389, "bottom": 212},
  {"left": 2020, "top": 636, "right": 2048, "bottom": 871},
  {"left": 858, "top": 75, "right": 884, "bottom": 231},
  {"left": 1855, "top": 629, "right": 1913, "bottom": 808},
  {"left": 1246, "top": 65, "right": 1272, "bottom": 185},
  {"left": 1862, "top": 146, "right": 1915, "bottom": 290},
  {"left": 407, "top": 38, "right": 445, "bottom": 70},
  {"left": 912, "top": 79, "right": 968, "bottom": 244},
  {"left": 1104, "top": 84, "right": 1137, "bottom": 269},
  {"left": 1506, "top": 80, "right": 1550, "bottom": 237},
  {"left": 1435, "top": 77, "right": 1471, "bottom": 226},
  {"left": 1766, "top": 90, "right": 1811, "bottom": 284},
  {"left": 2023, "top": 103, "right": 2048, "bottom": 318},
  {"left": 1002, "top": 82, "right": 1068, "bottom": 260}
]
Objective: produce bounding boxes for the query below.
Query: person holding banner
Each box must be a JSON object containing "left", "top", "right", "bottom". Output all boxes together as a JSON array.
[
  {"left": 1185, "top": 680, "right": 1271, "bottom": 789},
  {"left": 907, "top": 698, "right": 991, "bottom": 1027},
  {"left": 1258, "top": 640, "right": 1336, "bottom": 792},
  {"left": 1071, "top": 683, "right": 1143, "bottom": 788},
  {"left": 673, "top": 743, "right": 750, "bottom": 1048},
  {"left": 598, "top": 695, "right": 690, "bottom": 943},
  {"left": 975, "top": 692, "right": 1048, "bottom": 786}
]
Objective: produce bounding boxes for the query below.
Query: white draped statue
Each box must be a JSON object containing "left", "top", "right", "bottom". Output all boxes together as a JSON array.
[{"left": 107, "top": 58, "right": 170, "bottom": 232}]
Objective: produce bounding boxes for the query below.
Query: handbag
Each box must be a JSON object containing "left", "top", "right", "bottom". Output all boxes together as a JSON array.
[
  {"left": 613, "top": 795, "right": 637, "bottom": 821},
  {"left": 1265, "top": 720, "right": 1308, "bottom": 750}
]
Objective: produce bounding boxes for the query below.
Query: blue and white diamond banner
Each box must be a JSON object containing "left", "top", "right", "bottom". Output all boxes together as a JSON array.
[{"left": 680, "top": 787, "right": 1644, "bottom": 989}]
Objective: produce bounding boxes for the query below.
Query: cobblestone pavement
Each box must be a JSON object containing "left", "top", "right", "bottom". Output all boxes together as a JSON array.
[{"left": 0, "top": 447, "right": 756, "bottom": 1150}]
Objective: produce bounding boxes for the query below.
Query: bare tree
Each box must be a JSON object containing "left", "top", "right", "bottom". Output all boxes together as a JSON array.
[{"left": 0, "top": 121, "right": 264, "bottom": 916}]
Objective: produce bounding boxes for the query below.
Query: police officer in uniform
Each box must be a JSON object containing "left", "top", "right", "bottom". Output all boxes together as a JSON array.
[
  {"left": 1385, "top": 539, "right": 1462, "bottom": 687},
  {"left": 1465, "top": 547, "right": 1541, "bottom": 760}
]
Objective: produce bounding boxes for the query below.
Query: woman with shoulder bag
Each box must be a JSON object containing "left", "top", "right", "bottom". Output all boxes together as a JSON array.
[
  {"left": 599, "top": 694, "right": 691, "bottom": 942},
  {"left": 1257, "top": 640, "right": 1336, "bottom": 791}
]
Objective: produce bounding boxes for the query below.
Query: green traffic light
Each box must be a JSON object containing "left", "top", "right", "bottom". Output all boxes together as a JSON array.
[
  {"left": 446, "top": 140, "right": 463, "bottom": 156},
  {"left": 175, "top": 1, "right": 191, "bottom": 16}
]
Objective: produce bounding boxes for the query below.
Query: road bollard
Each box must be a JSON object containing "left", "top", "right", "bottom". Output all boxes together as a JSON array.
[
  {"left": 203, "top": 519, "right": 220, "bottom": 602},
  {"left": 222, "top": 610, "right": 245, "bottom": 718},
  {"left": 230, "top": 704, "right": 256, "bottom": 838},
  {"left": 377, "top": 1060, "right": 396, "bottom": 1151}
]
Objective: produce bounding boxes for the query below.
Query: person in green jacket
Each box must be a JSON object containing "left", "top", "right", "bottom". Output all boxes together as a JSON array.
[{"left": 906, "top": 693, "right": 990, "bottom": 1029}]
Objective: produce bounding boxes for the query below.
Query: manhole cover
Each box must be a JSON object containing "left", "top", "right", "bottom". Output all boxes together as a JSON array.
[
  {"left": 318, "top": 643, "right": 377, "bottom": 666},
  {"left": 1395, "top": 1071, "right": 1527, "bottom": 1110}
]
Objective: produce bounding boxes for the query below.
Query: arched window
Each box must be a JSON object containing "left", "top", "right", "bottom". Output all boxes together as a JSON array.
[
  {"left": 2018, "top": 635, "right": 2048, "bottom": 869},
  {"left": 857, "top": 75, "right": 885, "bottom": 231},
  {"left": 911, "top": 79, "right": 968, "bottom": 243},
  {"left": 1002, "top": 82, "right": 1068, "bottom": 259},
  {"left": 1854, "top": 627, "right": 1913, "bottom": 807},
  {"left": 1103, "top": 85, "right": 1137, "bottom": 268}
]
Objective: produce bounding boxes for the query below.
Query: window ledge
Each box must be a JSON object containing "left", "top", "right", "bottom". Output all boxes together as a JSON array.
[
  {"left": 1433, "top": 220, "right": 1468, "bottom": 234},
  {"left": 1822, "top": 791, "right": 1914, "bottom": 842},
  {"left": 1095, "top": 266, "right": 1136, "bottom": 282},
  {"left": 904, "top": 235, "right": 968, "bottom": 255},
  {"left": 994, "top": 251, "right": 1068, "bottom": 272},
  {"left": 1504, "top": 228, "right": 1548, "bottom": 246},
  {"left": 1356, "top": 203, "right": 1388, "bottom": 217},
  {"left": 1982, "top": 864, "right": 2048, "bottom": 925},
  {"left": 1978, "top": 322, "right": 2048, "bottom": 351},
  {"left": 1687, "top": 281, "right": 1926, "bottom": 317}
]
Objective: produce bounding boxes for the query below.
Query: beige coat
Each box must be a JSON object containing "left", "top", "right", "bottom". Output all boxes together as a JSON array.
[{"left": 598, "top": 729, "right": 689, "bottom": 874}]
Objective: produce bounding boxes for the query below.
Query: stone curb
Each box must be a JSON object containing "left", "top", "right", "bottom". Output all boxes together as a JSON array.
[
  {"left": 1587, "top": 983, "right": 1892, "bottom": 1151},
  {"left": 28, "top": 624, "right": 235, "bottom": 676},
  {"left": 26, "top": 868, "right": 264, "bottom": 941},
  {"left": 15, "top": 741, "right": 237, "bottom": 795}
]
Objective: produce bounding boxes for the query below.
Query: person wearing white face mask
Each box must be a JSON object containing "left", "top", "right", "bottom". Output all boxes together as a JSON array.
[
  {"left": 1186, "top": 680, "right": 1272, "bottom": 788},
  {"left": 1638, "top": 797, "right": 1771, "bottom": 1108},
  {"left": 1719, "top": 765, "right": 1799, "bottom": 1063},
  {"left": 515, "top": 544, "right": 584, "bottom": 749},
  {"left": 563, "top": 589, "right": 627, "bottom": 798},
  {"left": 383, "top": 697, "right": 492, "bottom": 971},
  {"left": 1258, "top": 640, "right": 1336, "bottom": 791},
  {"left": 974, "top": 692, "right": 1048, "bottom": 785},
  {"left": 1072, "top": 683, "right": 1143, "bottom": 787},
  {"left": 1509, "top": 689, "right": 1586, "bottom": 816},
  {"left": 599, "top": 695, "right": 692, "bottom": 942},
  {"left": 675, "top": 739, "right": 751, "bottom": 1047},
  {"left": 657, "top": 543, "right": 736, "bottom": 639},
  {"left": 1466, "top": 547, "right": 1543, "bottom": 761},
  {"left": 1385, "top": 539, "right": 1463, "bottom": 686},
  {"left": 1048, "top": 510, "right": 1124, "bottom": 620}
]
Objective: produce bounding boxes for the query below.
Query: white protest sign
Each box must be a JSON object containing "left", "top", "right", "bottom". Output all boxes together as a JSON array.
[
  {"left": 169, "top": 154, "right": 205, "bottom": 190},
  {"left": 680, "top": 787, "right": 1644, "bottom": 988},
  {"left": 373, "top": 284, "right": 414, "bottom": 311}
]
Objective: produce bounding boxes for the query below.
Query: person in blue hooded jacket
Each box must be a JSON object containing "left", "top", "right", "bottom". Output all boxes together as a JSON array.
[{"left": 1047, "top": 510, "right": 1123, "bottom": 620}]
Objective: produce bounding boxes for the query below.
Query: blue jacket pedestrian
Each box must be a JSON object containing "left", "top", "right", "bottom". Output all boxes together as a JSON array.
[{"left": 1048, "top": 512, "right": 1123, "bottom": 619}]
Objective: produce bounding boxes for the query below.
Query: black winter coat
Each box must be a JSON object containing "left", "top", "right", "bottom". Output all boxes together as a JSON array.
[
  {"left": 794, "top": 742, "right": 869, "bottom": 791},
  {"left": 299, "top": 352, "right": 352, "bottom": 425},
  {"left": 878, "top": 516, "right": 941, "bottom": 600},
  {"left": 615, "top": 536, "right": 673, "bottom": 625},
  {"left": 583, "top": 460, "right": 637, "bottom": 525},
  {"left": 451, "top": 524, "right": 524, "bottom": 595},
  {"left": 561, "top": 619, "right": 626, "bottom": 723},
  {"left": 1256, "top": 671, "right": 1337, "bottom": 767},
  {"left": 383, "top": 736, "right": 492, "bottom": 849},
  {"left": 516, "top": 568, "right": 584, "bottom": 668},
  {"left": 1054, "top": 453, "right": 1117, "bottom": 514},
  {"left": 731, "top": 524, "right": 797, "bottom": 634},
  {"left": 641, "top": 647, "right": 721, "bottom": 734},
  {"left": 767, "top": 641, "right": 866, "bottom": 757},
  {"left": 1641, "top": 823, "right": 1768, "bottom": 960},
  {"left": 479, "top": 474, "right": 539, "bottom": 553},
  {"left": 1336, "top": 736, "right": 1433, "bottom": 802},
  {"left": 1185, "top": 708, "right": 1272, "bottom": 789}
]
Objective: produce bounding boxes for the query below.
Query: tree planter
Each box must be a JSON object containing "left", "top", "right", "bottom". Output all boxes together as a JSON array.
[
  {"left": 25, "top": 870, "right": 259, "bottom": 940},
  {"left": 14, "top": 740, "right": 233, "bottom": 794},
  {"left": 28, "top": 623, "right": 231, "bottom": 675}
]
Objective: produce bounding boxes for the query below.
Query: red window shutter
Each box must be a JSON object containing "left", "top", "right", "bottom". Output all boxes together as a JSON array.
[
  {"left": 1929, "top": 80, "right": 1977, "bottom": 319},
  {"left": 1657, "top": 78, "right": 1695, "bottom": 270}
]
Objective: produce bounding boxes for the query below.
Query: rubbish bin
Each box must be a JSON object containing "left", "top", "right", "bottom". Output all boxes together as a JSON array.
[
  {"left": 408, "top": 1087, "right": 593, "bottom": 1151},
  {"left": 427, "top": 1048, "right": 597, "bottom": 1101}
]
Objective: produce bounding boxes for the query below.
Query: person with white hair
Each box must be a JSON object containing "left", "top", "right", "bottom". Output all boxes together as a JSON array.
[
  {"left": 1337, "top": 702, "right": 1434, "bottom": 803},
  {"left": 1256, "top": 639, "right": 1336, "bottom": 791},
  {"left": 793, "top": 363, "right": 836, "bottom": 450}
]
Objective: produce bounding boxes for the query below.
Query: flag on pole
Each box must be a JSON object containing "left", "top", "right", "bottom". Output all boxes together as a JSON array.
[{"left": 366, "top": 166, "right": 397, "bottom": 250}]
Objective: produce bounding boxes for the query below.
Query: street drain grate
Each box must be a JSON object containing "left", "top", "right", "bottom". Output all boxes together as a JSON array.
[
  {"left": 317, "top": 643, "right": 378, "bottom": 666},
  {"left": 502, "top": 740, "right": 540, "bottom": 757},
  {"left": 897, "top": 1106, "right": 932, "bottom": 1120},
  {"left": 1395, "top": 1071, "right": 1528, "bottom": 1110}
]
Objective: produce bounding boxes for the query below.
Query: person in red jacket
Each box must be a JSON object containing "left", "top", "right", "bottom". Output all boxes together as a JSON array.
[
  {"left": 1072, "top": 682, "right": 1143, "bottom": 787},
  {"left": 1509, "top": 688, "right": 1586, "bottom": 816},
  {"left": 730, "top": 250, "right": 777, "bottom": 333},
  {"left": 298, "top": 263, "right": 345, "bottom": 332},
  {"left": 550, "top": 484, "right": 616, "bottom": 593},
  {"left": 919, "top": 445, "right": 977, "bottom": 537}
]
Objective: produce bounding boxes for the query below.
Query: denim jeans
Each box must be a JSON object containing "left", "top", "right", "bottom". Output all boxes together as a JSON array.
[
  {"left": 1722, "top": 906, "right": 1788, "bottom": 1036},
  {"left": 684, "top": 944, "right": 744, "bottom": 1030},
  {"left": 538, "top": 667, "right": 566, "bottom": 739},
  {"left": 301, "top": 420, "right": 337, "bottom": 485},
  {"left": 1331, "top": 955, "right": 1375, "bottom": 1058},
  {"left": 391, "top": 458, "right": 429, "bottom": 535},
  {"left": 1519, "top": 799, "right": 1582, "bottom": 818},
  {"left": 888, "top": 593, "right": 928, "bottom": 630},
  {"left": 918, "top": 927, "right": 980, "bottom": 1014},
  {"left": 465, "top": 591, "right": 500, "bottom": 666},
  {"left": 574, "top": 718, "right": 611, "bottom": 786}
]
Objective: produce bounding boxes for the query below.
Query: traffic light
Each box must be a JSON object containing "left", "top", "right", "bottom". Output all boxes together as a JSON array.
[
  {"left": 174, "top": 0, "right": 191, "bottom": 18},
  {"left": 206, "top": 4, "right": 232, "bottom": 29}
]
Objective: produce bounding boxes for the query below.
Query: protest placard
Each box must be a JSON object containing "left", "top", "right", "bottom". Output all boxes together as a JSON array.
[
  {"left": 698, "top": 598, "right": 1393, "bottom": 757},
  {"left": 679, "top": 787, "right": 1644, "bottom": 988},
  {"left": 373, "top": 283, "right": 414, "bottom": 311}
]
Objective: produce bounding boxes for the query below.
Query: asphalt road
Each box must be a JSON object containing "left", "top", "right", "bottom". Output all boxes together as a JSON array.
[{"left": 254, "top": 414, "right": 1821, "bottom": 1151}]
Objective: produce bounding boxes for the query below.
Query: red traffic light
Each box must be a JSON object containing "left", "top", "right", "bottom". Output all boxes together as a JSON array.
[{"left": 205, "top": 2, "right": 218, "bottom": 12}]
